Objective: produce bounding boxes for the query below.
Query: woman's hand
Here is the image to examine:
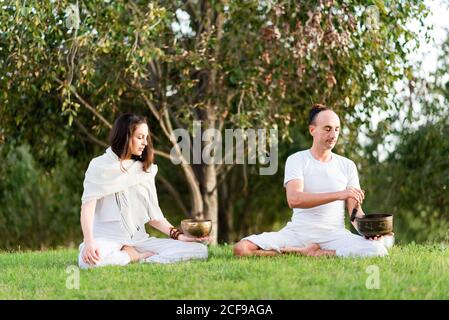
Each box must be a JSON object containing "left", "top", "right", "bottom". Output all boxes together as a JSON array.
[
  {"left": 82, "top": 241, "right": 100, "bottom": 266},
  {"left": 178, "top": 234, "right": 212, "bottom": 244},
  {"left": 80, "top": 200, "right": 98, "bottom": 265},
  {"left": 366, "top": 235, "right": 382, "bottom": 240}
]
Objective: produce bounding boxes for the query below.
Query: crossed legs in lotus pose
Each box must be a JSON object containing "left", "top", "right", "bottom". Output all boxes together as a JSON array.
[{"left": 233, "top": 240, "right": 335, "bottom": 257}]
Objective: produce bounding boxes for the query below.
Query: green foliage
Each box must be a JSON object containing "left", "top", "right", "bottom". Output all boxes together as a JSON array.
[
  {"left": 0, "top": 0, "right": 429, "bottom": 137},
  {"left": 357, "top": 13, "right": 449, "bottom": 244},
  {"left": 360, "top": 111, "right": 449, "bottom": 244},
  {"left": 0, "top": 144, "right": 83, "bottom": 249},
  {"left": 0, "top": 1, "right": 434, "bottom": 247}
]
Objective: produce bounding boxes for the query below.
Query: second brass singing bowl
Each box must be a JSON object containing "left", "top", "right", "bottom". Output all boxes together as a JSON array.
[
  {"left": 180, "top": 219, "right": 212, "bottom": 238},
  {"left": 355, "top": 214, "right": 393, "bottom": 237}
]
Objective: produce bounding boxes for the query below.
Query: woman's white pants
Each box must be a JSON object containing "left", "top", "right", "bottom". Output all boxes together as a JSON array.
[{"left": 78, "top": 237, "right": 208, "bottom": 269}]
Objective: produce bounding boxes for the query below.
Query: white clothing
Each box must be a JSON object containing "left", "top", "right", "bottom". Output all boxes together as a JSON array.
[
  {"left": 78, "top": 237, "right": 208, "bottom": 269},
  {"left": 82, "top": 147, "right": 163, "bottom": 237},
  {"left": 79, "top": 148, "right": 208, "bottom": 268},
  {"left": 92, "top": 191, "right": 164, "bottom": 234},
  {"left": 284, "top": 149, "right": 360, "bottom": 229},
  {"left": 245, "top": 149, "right": 391, "bottom": 257},
  {"left": 79, "top": 217, "right": 208, "bottom": 269},
  {"left": 244, "top": 222, "right": 389, "bottom": 258},
  {"left": 79, "top": 193, "right": 208, "bottom": 269}
]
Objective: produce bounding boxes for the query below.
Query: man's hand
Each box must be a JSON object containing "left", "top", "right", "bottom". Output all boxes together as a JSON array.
[
  {"left": 339, "top": 187, "right": 365, "bottom": 204},
  {"left": 352, "top": 219, "right": 384, "bottom": 241},
  {"left": 351, "top": 211, "right": 385, "bottom": 241},
  {"left": 365, "top": 232, "right": 395, "bottom": 241}
]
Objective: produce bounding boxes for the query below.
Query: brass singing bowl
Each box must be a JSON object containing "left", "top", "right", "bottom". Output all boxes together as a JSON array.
[
  {"left": 355, "top": 214, "right": 393, "bottom": 237},
  {"left": 180, "top": 219, "right": 212, "bottom": 238}
]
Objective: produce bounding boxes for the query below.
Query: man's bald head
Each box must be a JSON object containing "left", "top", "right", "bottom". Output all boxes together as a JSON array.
[
  {"left": 309, "top": 104, "right": 336, "bottom": 125},
  {"left": 308, "top": 104, "right": 340, "bottom": 151}
]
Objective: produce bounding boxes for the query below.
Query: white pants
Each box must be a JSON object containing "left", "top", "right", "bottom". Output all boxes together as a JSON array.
[
  {"left": 78, "top": 237, "right": 208, "bottom": 269},
  {"left": 243, "top": 221, "right": 391, "bottom": 258}
]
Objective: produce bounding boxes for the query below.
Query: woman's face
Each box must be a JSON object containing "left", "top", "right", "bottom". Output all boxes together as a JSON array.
[{"left": 130, "top": 123, "right": 149, "bottom": 156}]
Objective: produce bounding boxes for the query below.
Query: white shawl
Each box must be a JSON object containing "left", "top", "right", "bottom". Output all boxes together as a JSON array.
[{"left": 81, "top": 147, "right": 164, "bottom": 238}]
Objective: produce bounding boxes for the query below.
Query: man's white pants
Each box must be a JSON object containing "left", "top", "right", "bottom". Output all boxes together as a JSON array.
[
  {"left": 78, "top": 237, "right": 208, "bottom": 269},
  {"left": 243, "top": 222, "right": 391, "bottom": 257}
]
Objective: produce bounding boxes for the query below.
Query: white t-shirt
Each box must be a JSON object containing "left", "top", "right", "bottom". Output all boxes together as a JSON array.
[{"left": 284, "top": 149, "right": 361, "bottom": 229}]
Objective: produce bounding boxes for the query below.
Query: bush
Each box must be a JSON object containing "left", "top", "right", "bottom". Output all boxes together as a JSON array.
[
  {"left": 360, "top": 117, "right": 449, "bottom": 244},
  {"left": 0, "top": 143, "right": 83, "bottom": 250}
]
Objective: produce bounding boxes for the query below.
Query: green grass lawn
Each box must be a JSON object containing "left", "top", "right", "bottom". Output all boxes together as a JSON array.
[{"left": 1, "top": 244, "right": 449, "bottom": 299}]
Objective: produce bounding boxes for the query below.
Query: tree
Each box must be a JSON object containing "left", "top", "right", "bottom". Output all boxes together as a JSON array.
[
  {"left": 358, "top": 16, "right": 449, "bottom": 243},
  {"left": 0, "top": 0, "right": 429, "bottom": 243}
]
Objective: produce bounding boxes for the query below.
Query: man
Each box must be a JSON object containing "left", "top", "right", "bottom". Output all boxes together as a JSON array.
[{"left": 234, "top": 104, "right": 392, "bottom": 257}]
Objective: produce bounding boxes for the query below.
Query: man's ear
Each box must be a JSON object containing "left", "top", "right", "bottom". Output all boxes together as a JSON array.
[{"left": 308, "top": 125, "right": 315, "bottom": 136}]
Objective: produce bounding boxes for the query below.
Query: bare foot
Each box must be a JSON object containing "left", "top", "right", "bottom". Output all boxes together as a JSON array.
[
  {"left": 309, "top": 248, "right": 336, "bottom": 257},
  {"left": 280, "top": 243, "right": 321, "bottom": 256},
  {"left": 121, "top": 245, "right": 155, "bottom": 262},
  {"left": 139, "top": 250, "right": 156, "bottom": 261}
]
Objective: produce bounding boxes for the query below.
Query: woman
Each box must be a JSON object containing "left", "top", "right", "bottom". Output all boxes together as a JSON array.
[{"left": 78, "top": 113, "right": 209, "bottom": 269}]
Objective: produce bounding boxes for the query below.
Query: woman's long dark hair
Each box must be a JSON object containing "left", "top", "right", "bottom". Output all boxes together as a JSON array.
[{"left": 109, "top": 113, "right": 154, "bottom": 172}]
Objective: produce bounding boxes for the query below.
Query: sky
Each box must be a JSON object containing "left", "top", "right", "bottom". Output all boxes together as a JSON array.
[{"left": 409, "top": 0, "right": 449, "bottom": 75}]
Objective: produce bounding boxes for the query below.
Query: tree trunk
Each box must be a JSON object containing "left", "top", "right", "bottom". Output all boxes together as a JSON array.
[
  {"left": 218, "top": 176, "right": 235, "bottom": 244},
  {"left": 202, "top": 163, "right": 218, "bottom": 244},
  {"left": 178, "top": 161, "right": 203, "bottom": 217},
  {"left": 199, "top": 110, "right": 218, "bottom": 244}
]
